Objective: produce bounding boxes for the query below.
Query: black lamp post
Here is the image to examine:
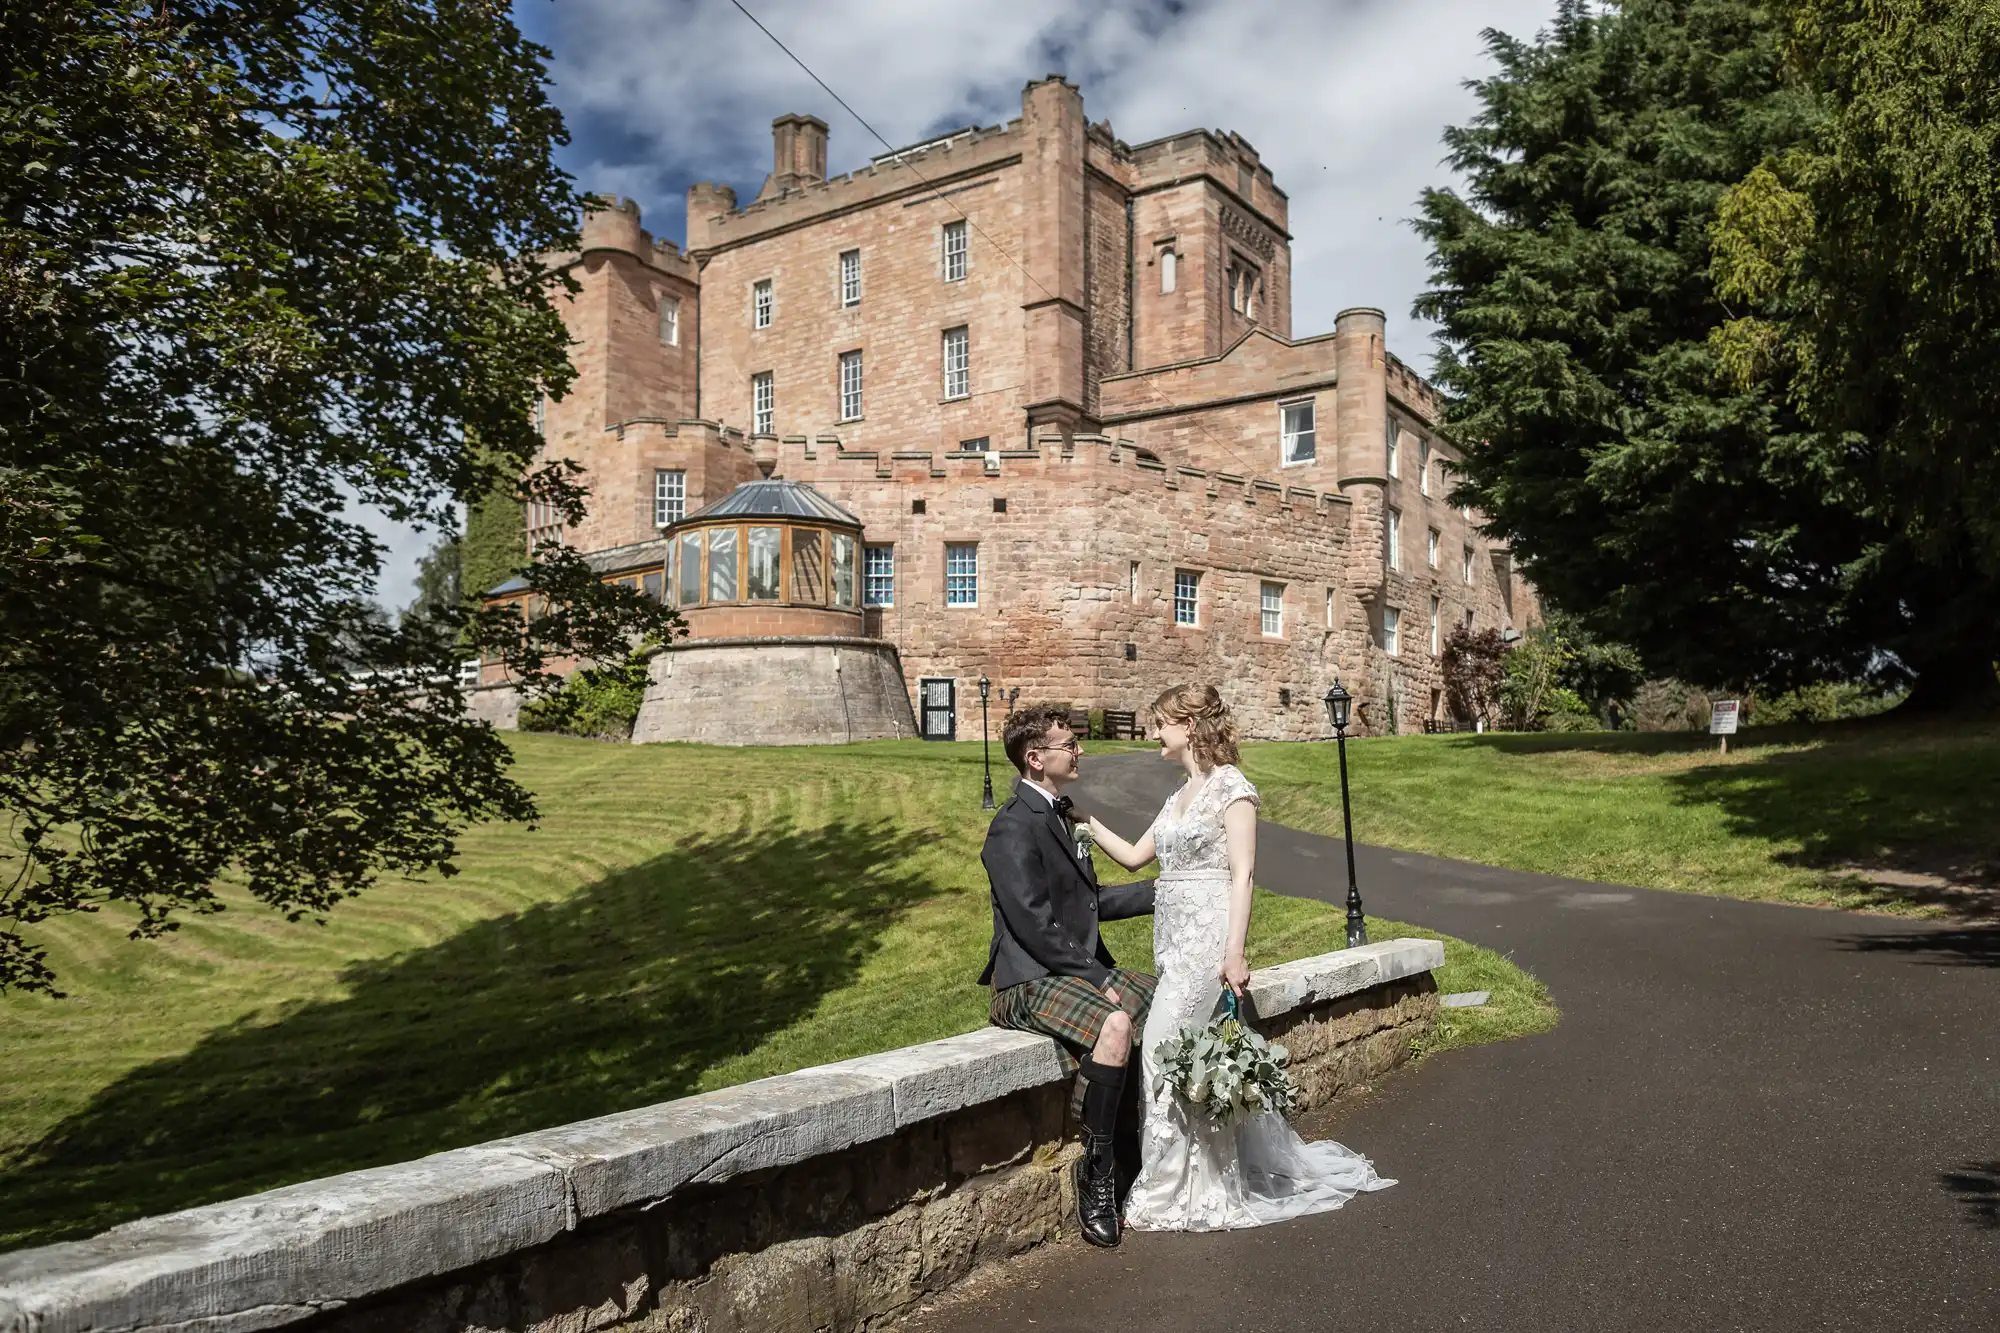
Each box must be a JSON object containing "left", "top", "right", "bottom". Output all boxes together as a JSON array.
[
  {"left": 1322, "top": 679, "right": 1368, "bottom": 948},
  {"left": 979, "top": 676, "right": 995, "bottom": 810}
]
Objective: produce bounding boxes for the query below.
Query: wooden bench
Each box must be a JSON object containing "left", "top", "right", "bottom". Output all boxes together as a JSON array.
[
  {"left": 1064, "top": 706, "right": 1093, "bottom": 739},
  {"left": 1100, "top": 709, "right": 1144, "bottom": 740}
]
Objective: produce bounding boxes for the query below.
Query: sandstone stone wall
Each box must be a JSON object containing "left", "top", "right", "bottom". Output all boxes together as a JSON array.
[
  {"left": 0, "top": 943, "right": 1441, "bottom": 1333},
  {"left": 495, "top": 78, "right": 1542, "bottom": 737},
  {"left": 633, "top": 639, "right": 918, "bottom": 746},
  {"left": 298, "top": 971, "right": 1435, "bottom": 1333}
]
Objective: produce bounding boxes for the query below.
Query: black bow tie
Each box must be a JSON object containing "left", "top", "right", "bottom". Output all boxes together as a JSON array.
[{"left": 1052, "top": 795, "right": 1075, "bottom": 820}]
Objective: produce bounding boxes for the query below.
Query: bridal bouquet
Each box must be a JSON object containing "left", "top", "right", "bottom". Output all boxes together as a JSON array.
[{"left": 1151, "top": 991, "right": 1299, "bottom": 1125}]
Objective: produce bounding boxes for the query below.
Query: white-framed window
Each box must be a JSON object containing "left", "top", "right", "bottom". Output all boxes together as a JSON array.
[
  {"left": 1260, "top": 581, "right": 1284, "bottom": 637},
  {"left": 653, "top": 469, "right": 685, "bottom": 528},
  {"left": 1428, "top": 527, "right": 1440, "bottom": 568},
  {"left": 864, "top": 544, "right": 895, "bottom": 607},
  {"left": 839, "top": 350, "right": 864, "bottom": 421},
  {"left": 1384, "top": 605, "right": 1401, "bottom": 656},
  {"left": 1325, "top": 587, "right": 1336, "bottom": 628},
  {"left": 752, "top": 372, "right": 774, "bottom": 436},
  {"left": 1174, "top": 569, "right": 1200, "bottom": 626},
  {"left": 1280, "top": 399, "right": 1316, "bottom": 465},
  {"left": 1160, "top": 249, "right": 1177, "bottom": 293},
  {"left": 943, "top": 220, "right": 967, "bottom": 282},
  {"left": 1430, "top": 596, "right": 1441, "bottom": 655},
  {"left": 753, "top": 278, "right": 772, "bottom": 329},
  {"left": 942, "top": 325, "right": 970, "bottom": 400},
  {"left": 533, "top": 394, "right": 545, "bottom": 439},
  {"left": 1419, "top": 439, "right": 1432, "bottom": 495},
  {"left": 840, "top": 249, "right": 861, "bottom": 306},
  {"left": 1386, "top": 506, "right": 1402, "bottom": 571},
  {"left": 1463, "top": 545, "right": 1476, "bottom": 585},
  {"left": 527, "top": 498, "right": 564, "bottom": 553},
  {"left": 1386, "top": 420, "right": 1400, "bottom": 476},
  {"left": 945, "top": 542, "right": 978, "bottom": 606},
  {"left": 659, "top": 296, "right": 679, "bottom": 346}
]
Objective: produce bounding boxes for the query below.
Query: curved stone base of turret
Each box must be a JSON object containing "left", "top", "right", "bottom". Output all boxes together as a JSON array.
[{"left": 633, "top": 637, "right": 919, "bottom": 745}]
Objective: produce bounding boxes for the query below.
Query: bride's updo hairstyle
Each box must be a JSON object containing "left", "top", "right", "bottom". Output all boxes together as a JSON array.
[{"left": 1148, "top": 683, "right": 1240, "bottom": 768}]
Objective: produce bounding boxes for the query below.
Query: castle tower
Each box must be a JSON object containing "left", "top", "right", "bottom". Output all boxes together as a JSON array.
[{"left": 535, "top": 199, "right": 709, "bottom": 554}]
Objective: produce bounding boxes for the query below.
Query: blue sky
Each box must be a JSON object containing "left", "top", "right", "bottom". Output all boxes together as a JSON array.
[{"left": 373, "top": 0, "right": 1564, "bottom": 609}]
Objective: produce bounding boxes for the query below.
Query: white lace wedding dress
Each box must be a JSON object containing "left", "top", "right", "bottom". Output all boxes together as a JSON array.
[{"left": 1123, "top": 763, "right": 1395, "bottom": 1231}]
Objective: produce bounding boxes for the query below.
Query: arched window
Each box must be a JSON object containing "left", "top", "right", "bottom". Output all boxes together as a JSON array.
[{"left": 1160, "top": 250, "right": 1177, "bottom": 294}]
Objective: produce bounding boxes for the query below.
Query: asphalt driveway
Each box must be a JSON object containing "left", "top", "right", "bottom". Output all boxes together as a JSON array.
[{"left": 911, "top": 751, "right": 2000, "bottom": 1332}]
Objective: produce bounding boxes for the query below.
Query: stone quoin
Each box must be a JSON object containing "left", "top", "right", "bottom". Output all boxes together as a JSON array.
[{"left": 478, "top": 76, "right": 1540, "bottom": 740}]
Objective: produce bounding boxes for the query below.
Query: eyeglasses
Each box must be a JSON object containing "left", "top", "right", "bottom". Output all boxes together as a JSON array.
[{"left": 1032, "top": 740, "right": 1082, "bottom": 755}]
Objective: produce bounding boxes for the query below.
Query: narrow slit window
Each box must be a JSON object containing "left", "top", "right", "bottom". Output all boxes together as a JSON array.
[
  {"left": 839, "top": 350, "right": 863, "bottom": 421},
  {"left": 840, "top": 249, "right": 861, "bottom": 307},
  {"left": 943, "top": 221, "right": 967, "bottom": 281},
  {"left": 942, "top": 326, "right": 969, "bottom": 400}
]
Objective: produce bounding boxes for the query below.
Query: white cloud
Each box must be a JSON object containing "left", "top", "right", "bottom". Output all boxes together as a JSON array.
[{"left": 539, "top": 0, "right": 1561, "bottom": 362}]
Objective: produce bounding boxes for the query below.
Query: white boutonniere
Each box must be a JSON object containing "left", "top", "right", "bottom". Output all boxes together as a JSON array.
[{"left": 1072, "top": 821, "right": 1096, "bottom": 862}]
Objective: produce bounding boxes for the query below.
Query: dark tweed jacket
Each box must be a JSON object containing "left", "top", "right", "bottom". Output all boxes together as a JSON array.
[{"left": 978, "top": 780, "right": 1156, "bottom": 992}]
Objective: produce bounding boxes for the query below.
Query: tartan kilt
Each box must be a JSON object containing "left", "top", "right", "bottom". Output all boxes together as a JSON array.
[{"left": 990, "top": 968, "right": 1158, "bottom": 1117}]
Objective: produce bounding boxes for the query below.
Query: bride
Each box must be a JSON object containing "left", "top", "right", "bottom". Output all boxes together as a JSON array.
[{"left": 1085, "top": 683, "right": 1394, "bottom": 1232}]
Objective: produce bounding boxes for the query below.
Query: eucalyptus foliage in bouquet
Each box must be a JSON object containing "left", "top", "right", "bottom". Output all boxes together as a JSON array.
[{"left": 1152, "top": 991, "right": 1299, "bottom": 1124}]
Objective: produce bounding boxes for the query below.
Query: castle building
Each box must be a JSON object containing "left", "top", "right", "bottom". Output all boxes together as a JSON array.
[{"left": 482, "top": 76, "right": 1538, "bottom": 741}]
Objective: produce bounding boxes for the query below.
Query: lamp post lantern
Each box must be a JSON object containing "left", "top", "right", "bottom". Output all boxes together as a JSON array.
[
  {"left": 1322, "top": 679, "right": 1367, "bottom": 948},
  {"left": 979, "top": 676, "right": 994, "bottom": 810}
]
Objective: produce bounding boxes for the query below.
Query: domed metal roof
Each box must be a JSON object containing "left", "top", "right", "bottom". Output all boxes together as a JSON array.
[{"left": 677, "top": 479, "right": 861, "bottom": 528}]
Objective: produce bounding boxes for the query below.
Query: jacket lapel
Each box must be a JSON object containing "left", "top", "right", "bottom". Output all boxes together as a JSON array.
[{"left": 1016, "top": 782, "right": 1091, "bottom": 888}]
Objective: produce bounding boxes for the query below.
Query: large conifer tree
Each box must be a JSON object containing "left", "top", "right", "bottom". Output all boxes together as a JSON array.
[{"left": 1415, "top": 1, "right": 1988, "bottom": 699}]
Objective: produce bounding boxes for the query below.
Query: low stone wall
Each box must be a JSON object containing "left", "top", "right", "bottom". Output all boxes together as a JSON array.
[
  {"left": 465, "top": 682, "right": 524, "bottom": 731},
  {"left": 632, "top": 638, "right": 919, "bottom": 745},
  {"left": 0, "top": 941, "right": 1442, "bottom": 1333}
]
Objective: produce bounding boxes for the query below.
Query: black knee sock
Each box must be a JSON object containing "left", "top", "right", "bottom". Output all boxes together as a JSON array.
[{"left": 1078, "top": 1057, "right": 1128, "bottom": 1148}]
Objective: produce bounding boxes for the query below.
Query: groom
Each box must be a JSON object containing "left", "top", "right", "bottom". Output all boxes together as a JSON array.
[{"left": 980, "top": 705, "right": 1156, "bottom": 1248}]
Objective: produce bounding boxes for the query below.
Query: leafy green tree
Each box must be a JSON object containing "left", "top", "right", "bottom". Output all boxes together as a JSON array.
[
  {"left": 1415, "top": 2, "right": 1914, "bottom": 699},
  {"left": 0, "top": 1, "right": 677, "bottom": 994},
  {"left": 1710, "top": 0, "right": 2000, "bottom": 706},
  {"left": 404, "top": 535, "right": 463, "bottom": 628}
]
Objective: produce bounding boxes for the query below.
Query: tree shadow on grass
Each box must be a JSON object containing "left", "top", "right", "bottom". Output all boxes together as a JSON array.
[
  {"left": 0, "top": 820, "right": 940, "bottom": 1251},
  {"left": 1661, "top": 734, "right": 2000, "bottom": 919}
]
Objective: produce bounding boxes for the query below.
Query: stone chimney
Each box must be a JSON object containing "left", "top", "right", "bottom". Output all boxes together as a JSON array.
[{"left": 768, "top": 114, "right": 829, "bottom": 195}]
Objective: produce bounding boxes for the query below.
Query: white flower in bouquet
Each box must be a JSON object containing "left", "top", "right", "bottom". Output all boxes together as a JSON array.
[{"left": 1151, "top": 993, "right": 1298, "bottom": 1125}]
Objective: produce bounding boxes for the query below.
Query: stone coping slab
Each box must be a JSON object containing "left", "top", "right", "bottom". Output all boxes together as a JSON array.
[{"left": 0, "top": 939, "right": 1442, "bottom": 1333}]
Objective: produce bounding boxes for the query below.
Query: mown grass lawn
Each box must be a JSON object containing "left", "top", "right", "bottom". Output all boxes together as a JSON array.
[
  {"left": 1245, "top": 710, "right": 2000, "bottom": 916},
  {"left": 0, "top": 735, "right": 1548, "bottom": 1252}
]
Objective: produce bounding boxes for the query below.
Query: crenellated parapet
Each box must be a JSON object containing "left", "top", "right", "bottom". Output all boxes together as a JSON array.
[
  {"left": 577, "top": 196, "right": 698, "bottom": 283},
  {"left": 686, "top": 119, "right": 1024, "bottom": 254}
]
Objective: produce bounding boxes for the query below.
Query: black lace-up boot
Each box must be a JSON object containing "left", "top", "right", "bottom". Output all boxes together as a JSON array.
[{"left": 1075, "top": 1058, "right": 1127, "bottom": 1248}]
